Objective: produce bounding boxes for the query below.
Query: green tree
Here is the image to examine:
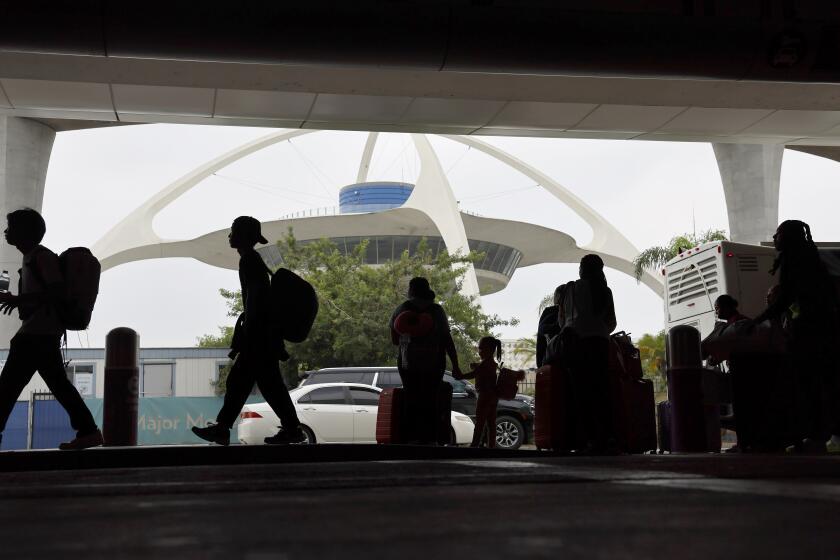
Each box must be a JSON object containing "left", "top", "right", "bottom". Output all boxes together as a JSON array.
[
  {"left": 633, "top": 229, "right": 728, "bottom": 281},
  {"left": 636, "top": 330, "right": 666, "bottom": 397},
  {"left": 199, "top": 232, "right": 517, "bottom": 394}
]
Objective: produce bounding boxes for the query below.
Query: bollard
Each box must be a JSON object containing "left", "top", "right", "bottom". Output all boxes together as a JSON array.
[
  {"left": 666, "top": 325, "right": 702, "bottom": 370},
  {"left": 666, "top": 325, "right": 720, "bottom": 452},
  {"left": 103, "top": 327, "right": 139, "bottom": 446}
]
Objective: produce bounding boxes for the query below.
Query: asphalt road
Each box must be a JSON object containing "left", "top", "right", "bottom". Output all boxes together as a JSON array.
[{"left": 1, "top": 447, "right": 839, "bottom": 559}]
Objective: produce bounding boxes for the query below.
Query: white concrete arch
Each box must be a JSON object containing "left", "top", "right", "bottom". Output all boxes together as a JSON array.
[
  {"left": 92, "top": 129, "right": 662, "bottom": 300},
  {"left": 440, "top": 135, "right": 661, "bottom": 292},
  {"left": 92, "top": 128, "right": 315, "bottom": 270}
]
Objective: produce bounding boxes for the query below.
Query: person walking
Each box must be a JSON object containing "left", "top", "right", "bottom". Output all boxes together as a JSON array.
[
  {"left": 562, "top": 254, "right": 618, "bottom": 454},
  {"left": 192, "top": 216, "right": 305, "bottom": 446},
  {"left": 0, "top": 208, "right": 103, "bottom": 450},
  {"left": 390, "top": 277, "right": 462, "bottom": 444}
]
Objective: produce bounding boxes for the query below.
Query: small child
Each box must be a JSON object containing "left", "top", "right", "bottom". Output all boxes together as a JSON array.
[{"left": 458, "top": 336, "right": 503, "bottom": 448}]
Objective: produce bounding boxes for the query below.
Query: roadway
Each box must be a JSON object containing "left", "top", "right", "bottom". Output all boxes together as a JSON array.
[{"left": 0, "top": 446, "right": 838, "bottom": 559}]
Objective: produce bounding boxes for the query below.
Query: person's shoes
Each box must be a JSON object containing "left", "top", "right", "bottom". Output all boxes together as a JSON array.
[
  {"left": 191, "top": 423, "right": 230, "bottom": 446},
  {"left": 264, "top": 426, "right": 306, "bottom": 445},
  {"left": 827, "top": 436, "right": 840, "bottom": 454},
  {"left": 59, "top": 429, "right": 104, "bottom": 450}
]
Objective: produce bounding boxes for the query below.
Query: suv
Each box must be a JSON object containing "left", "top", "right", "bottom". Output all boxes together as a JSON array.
[{"left": 299, "top": 367, "right": 534, "bottom": 449}]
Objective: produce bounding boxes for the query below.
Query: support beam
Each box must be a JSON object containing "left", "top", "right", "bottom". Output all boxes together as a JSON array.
[
  {"left": 713, "top": 144, "right": 783, "bottom": 245},
  {"left": 0, "top": 117, "right": 56, "bottom": 347}
]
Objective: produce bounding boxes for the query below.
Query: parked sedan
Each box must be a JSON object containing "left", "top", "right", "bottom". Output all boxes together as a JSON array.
[{"left": 238, "top": 383, "right": 475, "bottom": 445}]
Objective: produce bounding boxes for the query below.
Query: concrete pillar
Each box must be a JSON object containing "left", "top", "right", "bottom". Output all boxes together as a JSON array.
[
  {"left": 713, "top": 144, "right": 783, "bottom": 245},
  {"left": 0, "top": 117, "right": 56, "bottom": 347}
]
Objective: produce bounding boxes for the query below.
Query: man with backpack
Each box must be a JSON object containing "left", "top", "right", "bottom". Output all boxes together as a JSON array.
[
  {"left": 0, "top": 208, "right": 103, "bottom": 450},
  {"left": 192, "top": 216, "right": 305, "bottom": 446}
]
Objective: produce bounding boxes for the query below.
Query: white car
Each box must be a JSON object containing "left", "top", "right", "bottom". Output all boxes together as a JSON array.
[{"left": 238, "top": 383, "right": 475, "bottom": 445}]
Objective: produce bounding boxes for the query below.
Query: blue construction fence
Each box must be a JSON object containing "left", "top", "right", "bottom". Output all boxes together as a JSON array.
[{"left": 0, "top": 396, "right": 263, "bottom": 451}]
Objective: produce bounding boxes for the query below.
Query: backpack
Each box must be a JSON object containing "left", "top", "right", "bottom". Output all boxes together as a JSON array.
[
  {"left": 269, "top": 268, "right": 318, "bottom": 343},
  {"left": 396, "top": 304, "right": 441, "bottom": 372},
  {"left": 609, "top": 331, "right": 643, "bottom": 380},
  {"left": 27, "top": 247, "right": 101, "bottom": 331}
]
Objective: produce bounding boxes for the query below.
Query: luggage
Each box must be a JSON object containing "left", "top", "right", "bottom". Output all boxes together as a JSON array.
[
  {"left": 534, "top": 365, "right": 577, "bottom": 451},
  {"left": 657, "top": 401, "right": 672, "bottom": 452},
  {"left": 269, "top": 267, "right": 319, "bottom": 343},
  {"left": 613, "top": 377, "right": 657, "bottom": 453},
  {"left": 376, "top": 387, "right": 404, "bottom": 444},
  {"left": 436, "top": 381, "right": 453, "bottom": 446},
  {"left": 376, "top": 382, "right": 451, "bottom": 445},
  {"left": 610, "top": 331, "right": 643, "bottom": 380},
  {"left": 27, "top": 247, "right": 101, "bottom": 331},
  {"left": 728, "top": 353, "right": 791, "bottom": 451},
  {"left": 496, "top": 367, "right": 523, "bottom": 400}
]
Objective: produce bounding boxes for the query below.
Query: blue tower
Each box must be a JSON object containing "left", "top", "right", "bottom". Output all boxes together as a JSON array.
[{"left": 338, "top": 181, "right": 414, "bottom": 214}]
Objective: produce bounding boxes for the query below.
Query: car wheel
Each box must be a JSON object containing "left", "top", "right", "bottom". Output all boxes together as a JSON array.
[
  {"left": 495, "top": 416, "right": 524, "bottom": 450},
  {"left": 301, "top": 425, "right": 316, "bottom": 444}
]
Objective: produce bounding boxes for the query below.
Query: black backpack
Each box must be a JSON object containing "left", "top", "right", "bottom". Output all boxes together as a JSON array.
[
  {"left": 25, "top": 246, "right": 101, "bottom": 331},
  {"left": 269, "top": 268, "right": 318, "bottom": 343}
]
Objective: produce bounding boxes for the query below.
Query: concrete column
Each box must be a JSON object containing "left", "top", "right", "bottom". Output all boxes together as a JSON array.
[
  {"left": 0, "top": 117, "right": 56, "bottom": 348},
  {"left": 713, "top": 143, "right": 783, "bottom": 245}
]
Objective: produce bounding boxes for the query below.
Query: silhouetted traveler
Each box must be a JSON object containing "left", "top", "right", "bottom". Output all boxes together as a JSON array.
[
  {"left": 192, "top": 216, "right": 304, "bottom": 446},
  {"left": 390, "top": 277, "right": 462, "bottom": 444},
  {"left": 562, "top": 254, "right": 618, "bottom": 454},
  {"left": 537, "top": 284, "right": 566, "bottom": 368},
  {"left": 701, "top": 295, "right": 751, "bottom": 365},
  {"left": 458, "top": 336, "right": 503, "bottom": 448},
  {"left": 753, "top": 220, "right": 840, "bottom": 453},
  {"left": 0, "top": 208, "right": 102, "bottom": 450}
]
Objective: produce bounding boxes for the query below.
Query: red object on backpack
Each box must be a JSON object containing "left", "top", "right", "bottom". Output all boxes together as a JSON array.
[{"left": 393, "top": 310, "right": 434, "bottom": 337}]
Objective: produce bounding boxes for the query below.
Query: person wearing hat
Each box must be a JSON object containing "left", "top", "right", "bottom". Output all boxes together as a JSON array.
[
  {"left": 193, "top": 216, "right": 305, "bottom": 446},
  {"left": 390, "top": 277, "right": 462, "bottom": 444}
]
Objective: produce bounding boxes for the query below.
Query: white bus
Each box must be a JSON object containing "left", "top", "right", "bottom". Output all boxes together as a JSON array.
[{"left": 663, "top": 241, "right": 840, "bottom": 339}]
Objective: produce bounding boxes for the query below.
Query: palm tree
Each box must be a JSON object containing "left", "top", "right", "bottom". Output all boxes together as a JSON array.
[
  {"left": 538, "top": 293, "right": 555, "bottom": 314},
  {"left": 633, "top": 229, "right": 728, "bottom": 281},
  {"left": 512, "top": 337, "right": 537, "bottom": 367}
]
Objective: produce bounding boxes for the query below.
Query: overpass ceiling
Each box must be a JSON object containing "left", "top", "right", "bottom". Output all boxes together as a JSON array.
[
  {"left": 4, "top": 1, "right": 840, "bottom": 145},
  {"left": 4, "top": 60, "right": 840, "bottom": 145}
]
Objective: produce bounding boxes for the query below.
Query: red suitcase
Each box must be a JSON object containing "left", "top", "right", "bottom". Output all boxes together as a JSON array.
[
  {"left": 535, "top": 365, "right": 577, "bottom": 451},
  {"left": 376, "top": 387, "right": 405, "bottom": 444},
  {"left": 613, "top": 378, "right": 657, "bottom": 453}
]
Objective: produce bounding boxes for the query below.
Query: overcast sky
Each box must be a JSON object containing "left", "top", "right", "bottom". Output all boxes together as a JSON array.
[{"left": 37, "top": 124, "right": 840, "bottom": 348}]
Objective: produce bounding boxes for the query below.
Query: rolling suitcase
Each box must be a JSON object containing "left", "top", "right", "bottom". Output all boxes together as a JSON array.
[
  {"left": 614, "top": 378, "right": 657, "bottom": 454},
  {"left": 376, "top": 387, "right": 405, "bottom": 444},
  {"left": 535, "top": 365, "right": 576, "bottom": 451}
]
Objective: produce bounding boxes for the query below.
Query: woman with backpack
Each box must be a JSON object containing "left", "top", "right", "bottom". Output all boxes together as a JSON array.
[
  {"left": 562, "top": 254, "right": 618, "bottom": 454},
  {"left": 390, "top": 277, "right": 462, "bottom": 444}
]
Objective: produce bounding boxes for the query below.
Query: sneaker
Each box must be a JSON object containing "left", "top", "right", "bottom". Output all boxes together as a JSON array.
[
  {"left": 59, "top": 429, "right": 104, "bottom": 450},
  {"left": 828, "top": 436, "right": 840, "bottom": 454},
  {"left": 191, "top": 423, "right": 230, "bottom": 446},
  {"left": 264, "top": 426, "right": 306, "bottom": 445}
]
